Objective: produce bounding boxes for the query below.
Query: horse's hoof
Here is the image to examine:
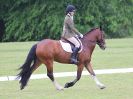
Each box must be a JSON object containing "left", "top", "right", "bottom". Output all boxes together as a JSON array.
[
  {"left": 53, "top": 81, "right": 64, "bottom": 91},
  {"left": 64, "top": 82, "right": 74, "bottom": 88},
  {"left": 56, "top": 87, "right": 64, "bottom": 91},
  {"left": 100, "top": 86, "right": 106, "bottom": 89},
  {"left": 64, "top": 83, "right": 69, "bottom": 88},
  {"left": 98, "top": 84, "right": 106, "bottom": 89},
  {"left": 55, "top": 85, "right": 64, "bottom": 91}
]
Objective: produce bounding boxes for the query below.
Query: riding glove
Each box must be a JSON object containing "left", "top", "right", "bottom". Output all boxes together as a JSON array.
[{"left": 80, "top": 34, "right": 83, "bottom": 38}]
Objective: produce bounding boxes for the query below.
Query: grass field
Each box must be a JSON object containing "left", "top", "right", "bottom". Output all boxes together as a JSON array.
[
  {"left": 0, "top": 38, "right": 133, "bottom": 99},
  {"left": 0, "top": 74, "right": 133, "bottom": 99}
]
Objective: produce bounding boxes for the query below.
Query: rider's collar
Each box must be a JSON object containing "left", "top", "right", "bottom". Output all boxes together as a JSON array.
[
  {"left": 67, "top": 13, "right": 73, "bottom": 20},
  {"left": 67, "top": 13, "right": 71, "bottom": 17}
]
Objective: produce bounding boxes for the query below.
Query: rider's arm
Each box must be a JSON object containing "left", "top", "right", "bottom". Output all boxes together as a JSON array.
[{"left": 66, "top": 17, "right": 81, "bottom": 36}]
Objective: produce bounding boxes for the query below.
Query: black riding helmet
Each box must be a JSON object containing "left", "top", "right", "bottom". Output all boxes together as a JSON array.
[{"left": 66, "top": 5, "right": 76, "bottom": 14}]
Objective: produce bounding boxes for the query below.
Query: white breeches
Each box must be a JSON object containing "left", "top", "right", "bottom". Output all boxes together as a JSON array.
[{"left": 67, "top": 37, "right": 81, "bottom": 48}]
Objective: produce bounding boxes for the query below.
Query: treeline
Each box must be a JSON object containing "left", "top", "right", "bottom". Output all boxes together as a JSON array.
[{"left": 0, "top": 0, "right": 133, "bottom": 42}]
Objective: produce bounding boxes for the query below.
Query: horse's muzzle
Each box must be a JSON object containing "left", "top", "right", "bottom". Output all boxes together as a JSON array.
[{"left": 101, "top": 45, "right": 106, "bottom": 50}]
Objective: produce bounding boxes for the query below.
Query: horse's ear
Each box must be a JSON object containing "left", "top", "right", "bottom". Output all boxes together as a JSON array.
[
  {"left": 99, "top": 20, "right": 103, "bottom": 30},
  {"left": 100, "top": 25, "right": 103, "bottom": 31}
]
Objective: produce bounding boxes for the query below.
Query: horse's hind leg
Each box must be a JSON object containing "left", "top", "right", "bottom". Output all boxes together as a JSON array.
[
  {"left": 44, "top": 60, "right": 63, "bottom": 90},
  {"left": 85, "top": 63, "right": 106, "bottom": 89},
  {"left": 31, "top": 58, "right": 42, "bottom": 73}
]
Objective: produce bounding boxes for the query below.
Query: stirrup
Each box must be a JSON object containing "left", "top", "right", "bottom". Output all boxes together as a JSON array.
[{"left": 71, "top": 58, "right": 79, "bottom": 64}]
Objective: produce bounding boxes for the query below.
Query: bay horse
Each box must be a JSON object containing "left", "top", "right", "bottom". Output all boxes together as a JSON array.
[{"left": 18, "top": 28, "right": 106, "bottom": 90}]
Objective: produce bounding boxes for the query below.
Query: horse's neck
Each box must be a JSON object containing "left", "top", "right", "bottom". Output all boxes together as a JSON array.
[
  {"left": 82, "top": 32, "right": 97, "bottom": 44},
  {"left": 86, "top": 32, "right": 97, "bottom": 41},
  {"left": 81, "top": 33, "right": 97, "bottom": 54},
  {"left": 81, "top": 38, "right": 96, "bottom": 51}
]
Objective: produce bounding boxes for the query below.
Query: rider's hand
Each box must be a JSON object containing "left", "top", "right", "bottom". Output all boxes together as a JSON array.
[{"left": 80, "top": 34, "right": 83, "bottom": 38}]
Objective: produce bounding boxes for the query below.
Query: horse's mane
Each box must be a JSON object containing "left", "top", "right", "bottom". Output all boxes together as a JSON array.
[{"left": 83, "top": 28, "right": 99, "bottom": 36}]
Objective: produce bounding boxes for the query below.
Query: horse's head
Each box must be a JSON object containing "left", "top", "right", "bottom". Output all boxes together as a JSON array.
[
  {"left": 82, "top": 28, "right": 106, "bottom": 50},
  {"left": 96, "top": 28, "right": 106, "bottom": 50}
]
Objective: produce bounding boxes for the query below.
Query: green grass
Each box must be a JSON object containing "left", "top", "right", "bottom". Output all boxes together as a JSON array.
[
  {"left": 0, "top": 38, "right": 133, "bottom": 99},
  {"left": 0, "top": 38, "right": 133, "bottom": 76},
  {"left": 0, "top": 73, "right": 133, "bottom": 99}
]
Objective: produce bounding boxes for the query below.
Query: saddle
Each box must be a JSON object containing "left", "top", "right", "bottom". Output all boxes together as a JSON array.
[{"left": 60, "top": 38, "right": 83, "bottom": 53}]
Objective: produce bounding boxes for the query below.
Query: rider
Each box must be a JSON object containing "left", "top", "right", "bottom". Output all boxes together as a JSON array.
[{"left": 62, "top": 5, "right": 83, "bottom": 64}]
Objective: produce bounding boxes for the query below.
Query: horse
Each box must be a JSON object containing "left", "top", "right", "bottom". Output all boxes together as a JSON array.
[{"left": 17, "top": 27, "right": 106, "bottom": 90}]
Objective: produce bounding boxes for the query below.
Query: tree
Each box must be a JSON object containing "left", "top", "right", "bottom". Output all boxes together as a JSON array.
[{"left": 0, "top": 0, "right": 133, "bottom": 41}]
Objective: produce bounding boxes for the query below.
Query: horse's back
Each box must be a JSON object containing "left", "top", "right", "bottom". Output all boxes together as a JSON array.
[
  {"left": 36, "top": 39, "right": 71, "bottom": 63},
  {"left": 36, "top": 39, "right": 61, "bottom": 59}
]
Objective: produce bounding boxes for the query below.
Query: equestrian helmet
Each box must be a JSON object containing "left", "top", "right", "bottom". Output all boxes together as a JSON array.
[{"left": 66, "top": 5, "right": 76, "bottom": 14}]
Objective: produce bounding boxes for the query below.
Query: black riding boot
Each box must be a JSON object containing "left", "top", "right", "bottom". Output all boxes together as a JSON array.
[{"left": 71, "top": 47, "right": 79, "bottom": 64}]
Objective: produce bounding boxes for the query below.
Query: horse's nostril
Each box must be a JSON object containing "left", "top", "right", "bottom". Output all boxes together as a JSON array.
[
  {"left": 104, "top": 45, "right": 106, "bottom": 49},
  {"left": 103, "top": 46, "right": 106, "bottom": 50}
]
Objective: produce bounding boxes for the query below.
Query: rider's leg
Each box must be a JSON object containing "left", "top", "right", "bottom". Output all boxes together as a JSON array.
[
  {"left": 67, "top": 37, "right": 80, "bottom": 64},
  {"left": 71, "top": 47, "right": 79, "bottom": 64}
]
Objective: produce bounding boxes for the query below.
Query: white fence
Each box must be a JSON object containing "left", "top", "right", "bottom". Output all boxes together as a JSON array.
[{"left": 0, "top": 68, "right": 133, "bottom": 81}]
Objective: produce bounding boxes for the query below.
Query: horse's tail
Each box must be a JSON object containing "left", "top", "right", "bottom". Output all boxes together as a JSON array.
[{"left": 17, "top": 44, "right": 37, "bottom": 90}]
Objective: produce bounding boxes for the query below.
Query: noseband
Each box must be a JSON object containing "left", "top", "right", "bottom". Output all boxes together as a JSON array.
[{"left": 97, "top": 39, "right": 104, "bottom": 46}]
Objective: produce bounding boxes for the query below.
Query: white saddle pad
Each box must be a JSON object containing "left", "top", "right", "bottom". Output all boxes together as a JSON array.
[{"left": 59, "top": 40, "right": 83, "bottom": 53}]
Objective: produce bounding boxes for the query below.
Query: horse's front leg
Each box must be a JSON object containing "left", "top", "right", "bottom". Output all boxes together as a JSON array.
[
  {"left": 64, "top": 64, "right": 84, "bottom": 88},
  {"left": 85, "top": 63, "right": 106, "bottom": 89}
]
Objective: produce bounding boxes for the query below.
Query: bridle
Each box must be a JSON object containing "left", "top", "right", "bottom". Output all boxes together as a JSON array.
[
  {"left": 97, "top": 39, "right": 104, "bottom": 46},
  {"left": 80, "top": 29, "right": 105, "bottom": 48},
  {"left": 96, "top": 31, "right": 106, "bottom": 49}
]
